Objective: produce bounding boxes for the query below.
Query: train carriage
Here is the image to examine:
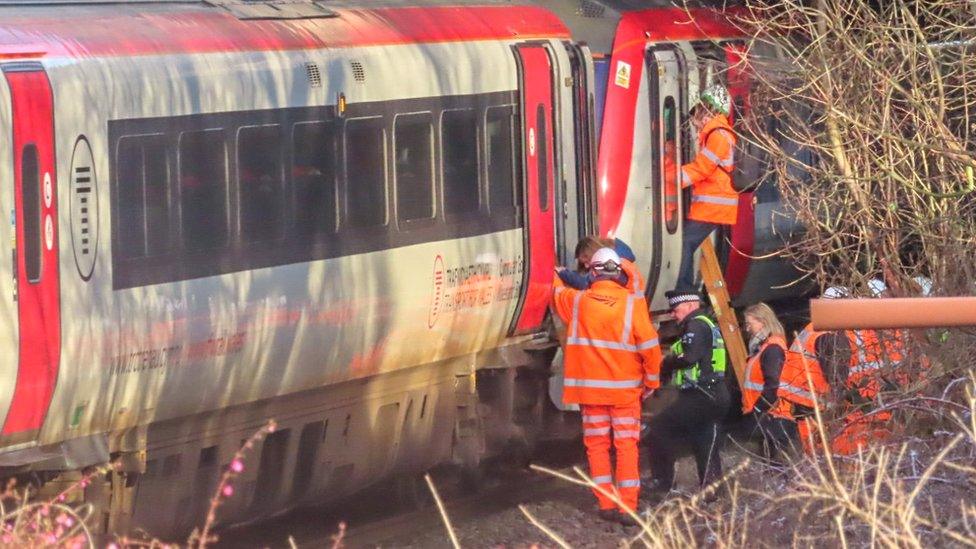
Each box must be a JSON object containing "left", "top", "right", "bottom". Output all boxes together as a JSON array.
[{"left": 0, "top": 0, "right": 804, "bottom": 537}]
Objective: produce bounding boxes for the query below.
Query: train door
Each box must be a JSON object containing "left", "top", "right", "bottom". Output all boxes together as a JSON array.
[
  {"left": 0, "top": 63, "right": 61, "bottom": 444},
  {"left": 644, "top": 46, "right": 687, "bottom": 302},
  {"left": 565, "top": 43, "right": 597, "bottom": 247},
  {"left": 509, "top": 44, "right": 556, "bottom": 335}
]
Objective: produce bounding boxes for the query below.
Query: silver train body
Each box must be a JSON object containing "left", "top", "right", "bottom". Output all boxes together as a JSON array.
[{"left": 0, "top": 0, "right": 801, "bottom": 537}]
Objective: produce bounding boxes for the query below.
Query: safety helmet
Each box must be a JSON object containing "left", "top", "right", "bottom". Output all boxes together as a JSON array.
[
  {"left": 822, "top": 286, "right": 850, "bottom": 299},
  {"left": 588, "top": 247, "right": 622, "bottom": 276},
  {"left": 914, "top": 276, "right": 933, "bottom": 297},
  {"left": 699, "top": 84, "right": 731, "bottom": 116},
  {"left": 867, "top": 279, "right": 888, "bottom": 298}
]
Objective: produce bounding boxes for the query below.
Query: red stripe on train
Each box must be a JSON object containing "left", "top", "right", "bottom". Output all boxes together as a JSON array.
[
  {"left": 597, "top": 8, "right": 748, "bottom": 236},
  {"left": 0, "top": 6, "right": 569, "bottom": 59},
  {"left": 2, "top": 67, "right": 62, "bottom": 436}
]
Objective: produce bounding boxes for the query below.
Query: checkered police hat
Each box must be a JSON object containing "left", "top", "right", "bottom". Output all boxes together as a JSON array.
[{"left": 665, "top": 290, "right": 701, "bottom": 309}]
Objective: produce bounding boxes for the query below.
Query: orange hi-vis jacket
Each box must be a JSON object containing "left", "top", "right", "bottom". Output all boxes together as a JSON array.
[
  {"left": 847, "top": 329, "right": 905, "bottom": 400},
  {"left": 552, "top": 277, "right": 662, "bottom": 405},
  {"left": 620, "top": 259, "right": 646, "bottom": 296},
  {"left": 742, "top": 335, "right": 792, "bottom": 419},
  {"left": 779, "top": 323, "right": 832, "bottom": 409},
  {"left": 681, "top": 114, "right": 738, "bottom": 225}
]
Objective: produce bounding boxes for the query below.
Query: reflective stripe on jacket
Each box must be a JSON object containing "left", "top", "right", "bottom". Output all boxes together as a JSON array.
[
  {"left": 779, "top": 323, "right": 831, "bottom": 408},
  {"left": 847, "top": 329, "right": 905, "bottom": 400},
  {"left": 552, "top": 277, "right": 662, "bottom": 405},
  {"left": 681, "top": 114, "right": 738, "bottom": 225},
  {"left": 742, "top": 335, "right": 791, "bottom": 418}
]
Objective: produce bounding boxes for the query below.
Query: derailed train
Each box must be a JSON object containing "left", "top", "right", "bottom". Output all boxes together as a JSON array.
[{"left": 0, "top": 0, "right": 803, "bottom": 536}]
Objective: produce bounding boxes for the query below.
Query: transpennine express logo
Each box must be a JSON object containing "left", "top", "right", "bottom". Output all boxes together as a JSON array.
[{"left": 428, "top": 254, "right": 445, "bottom": 328}]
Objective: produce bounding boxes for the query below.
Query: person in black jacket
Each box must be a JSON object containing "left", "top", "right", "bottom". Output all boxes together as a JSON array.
[
  {"left": 739, "top": 303, "right": 798, "bottom": 463},
  {"left": 643, "top": 291, "right": 730, "bottom": 502}
]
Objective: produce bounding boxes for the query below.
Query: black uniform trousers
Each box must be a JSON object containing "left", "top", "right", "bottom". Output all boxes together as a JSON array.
[
  {"left": 645, "top": 379, "right": 731, "bottom": 492},
  {"left": 738, "top": 412, "right": 800, "bottom": 464}
]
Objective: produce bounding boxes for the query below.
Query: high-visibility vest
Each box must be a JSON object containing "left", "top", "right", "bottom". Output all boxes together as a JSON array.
[
  {"left": 681, "top": 114, "right": 738, "bottom": 225},
  {"left": 551, "top": 278, "right": 662, "bottom": 405},
  {"left": 670, "top": 314, "right": 727, "bottom": 386},
  {"left": 779, "top": 323, "right": 831, "bottom": 408},
  {"left": 742, "top": 335, "right": 791, "bottom": 418},
  {"left": 620, "top": 259, "right": 646, "bottom": 296},
  {"left": 847, "top": 329, "right": 905, "bottom": 400}
]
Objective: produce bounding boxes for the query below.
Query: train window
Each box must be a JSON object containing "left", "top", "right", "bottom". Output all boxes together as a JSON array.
[
  {"left": 238, "top": 125, "right": 283, "bottom": 242},
  {"left": 535, "top": 104, "right": 549, "bottom": 212},
  {"left": 292, "top": 121, "right": 337, "bottom": 235},
  {"left": 486, "top": 106, "right": 517, "bottom": 214},
  {"left": 117, "top": 136, "right": 171, "bottom": 258},
  {"left": 179, "top": 130, "right": 228, "bottom": 252},
  {"left": 344, "top": 118, "right": 387, "bottom": 228},
  {"left": 441, "top": 109, "right": 480, "bottom": 215},
  {"left": 394, "top": 113, "right": 434, "bottom": 222},
  {"left": 663, "top": 96, "right": 680, "bottom": 234},
  {"left": 21, "top": 145, "right": 41, "bottom": 282}
]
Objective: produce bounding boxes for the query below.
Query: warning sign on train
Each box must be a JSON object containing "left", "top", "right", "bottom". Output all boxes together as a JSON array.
[{"left": 615, "top": 61, "right": 631, "bottom": 89}]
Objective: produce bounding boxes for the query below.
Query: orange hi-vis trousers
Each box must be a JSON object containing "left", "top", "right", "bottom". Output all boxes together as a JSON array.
[{"left": 581, "top": 402, "right": 641, "bottom": 513}]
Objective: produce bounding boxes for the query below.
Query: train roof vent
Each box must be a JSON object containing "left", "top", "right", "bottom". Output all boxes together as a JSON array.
[
  {"left": 350, "top": 61, "right": 366, "bottom": 83},
  {"left": 577, "top": 0, "right": 607, "bottom": 18},
  {"left": 305, "top": 62, "right": 322, "bottom": 88},
  {"left": 203, "top": 0, "right": 338, "bottom": 20}
]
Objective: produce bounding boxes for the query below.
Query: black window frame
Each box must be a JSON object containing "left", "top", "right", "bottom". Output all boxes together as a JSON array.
[
  {"left": 178, "top": 128, "right": 229, "bottom": 254},
  {"left": 663, "top": 95, "right": 681, "bottom": 234},
  {"left": 108, "top": 93, "right": 521, "bottom": 290},
  {"left": 342, "top": 116, "right": 389, "bottom": 231},
  {"left": 21, "top": 144, "right": 42, "bottom": 283},
  {"left": 392, "top": 111, "right": 437, "bottom": 228},
  {"left": 236, "top": 124, "right": 285, "bottom": 244},
  {"left": 485, "top": 104, "right": 520, "bottom": 217},
  {"left": 291, "top": 119, "right": 339, "bottom": 237},
  {"left": 440, "top": 108, "right": 483, "bottom": 219}
]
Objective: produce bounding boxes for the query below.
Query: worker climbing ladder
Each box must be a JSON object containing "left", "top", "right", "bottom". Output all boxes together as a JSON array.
[{"left": 697, "top": 239, "right": 748, "bottom": 391}]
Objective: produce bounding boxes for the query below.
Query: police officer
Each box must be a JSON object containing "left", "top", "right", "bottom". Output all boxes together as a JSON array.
[{"left": 644, "top": 290, "right": 730, "bottom": 501}]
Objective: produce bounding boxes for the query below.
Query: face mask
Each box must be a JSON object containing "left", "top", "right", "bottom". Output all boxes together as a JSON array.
[{"left": 747, "top": 329, "right": 770, "bottom": 355}]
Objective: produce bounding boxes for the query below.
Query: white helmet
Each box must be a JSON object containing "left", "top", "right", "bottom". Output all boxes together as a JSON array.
[
  {"left": 868, "top": 279, "right": 888, "bottom": 298},
  {"left": 699, "top": 84, "right": 731, "bottom": 116},
  {"left": 589, "top": 247, "right": 622, "bottom": 276},
  {"left": 822, "top": 286, "right": 849, "bottom": 299}
]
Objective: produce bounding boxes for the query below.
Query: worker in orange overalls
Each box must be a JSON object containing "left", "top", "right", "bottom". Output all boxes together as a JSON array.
[
  {"left": 832, "top": 280, "right": 908, "bottom": 454},
  {"left": 551, "top": 248, "right": 662, "bottom": 523},
  {"left": 676, "top": 84, "right": 738, "bottom": 292},
  {"left": 778, "top": 287, "right": 851, "bottom": 454},
  {"left": 739, "top": 303, "right": 798, "bottom": 462}
]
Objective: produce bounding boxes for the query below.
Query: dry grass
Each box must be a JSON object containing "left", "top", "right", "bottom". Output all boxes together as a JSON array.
[
  {"left": 524, "top": 367, "right": 976, "bottom": 548},
  {"left": 0, "top": 420, "right": 277, "bottom": 548}
]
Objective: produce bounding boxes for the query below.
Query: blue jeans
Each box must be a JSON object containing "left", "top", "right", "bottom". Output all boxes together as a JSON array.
[{"left": 676, "top": 220, "right": 720, "bottom": 292}]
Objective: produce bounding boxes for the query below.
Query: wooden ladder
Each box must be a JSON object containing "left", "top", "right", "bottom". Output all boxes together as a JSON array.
[{"left": 698, "top": 238, "right": 748, "bottom": 392}]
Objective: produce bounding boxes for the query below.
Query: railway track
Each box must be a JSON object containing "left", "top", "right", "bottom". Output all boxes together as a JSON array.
[{"left": 216, "top": 443, "right": 585, "bottom": 548}]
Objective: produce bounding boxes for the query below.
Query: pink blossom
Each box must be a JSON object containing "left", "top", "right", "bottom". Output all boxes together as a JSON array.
[
  {"left": 222, "top": 485, "right": 234, "bottom": 497},
  {"left": 230, "top": 459, "right": 244, "bottom": 473},
  {"left": 108, "top": 542, "right": 120, "bottom": 549},
  {"left": 64, "top": 517, "right": 74, "bottom": 527},
  {"left": 2, "top": 534, "right": 11, "bottom": 543},
  {"left": 57, "top": 494, "right": 66, "bottom": 502}
]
